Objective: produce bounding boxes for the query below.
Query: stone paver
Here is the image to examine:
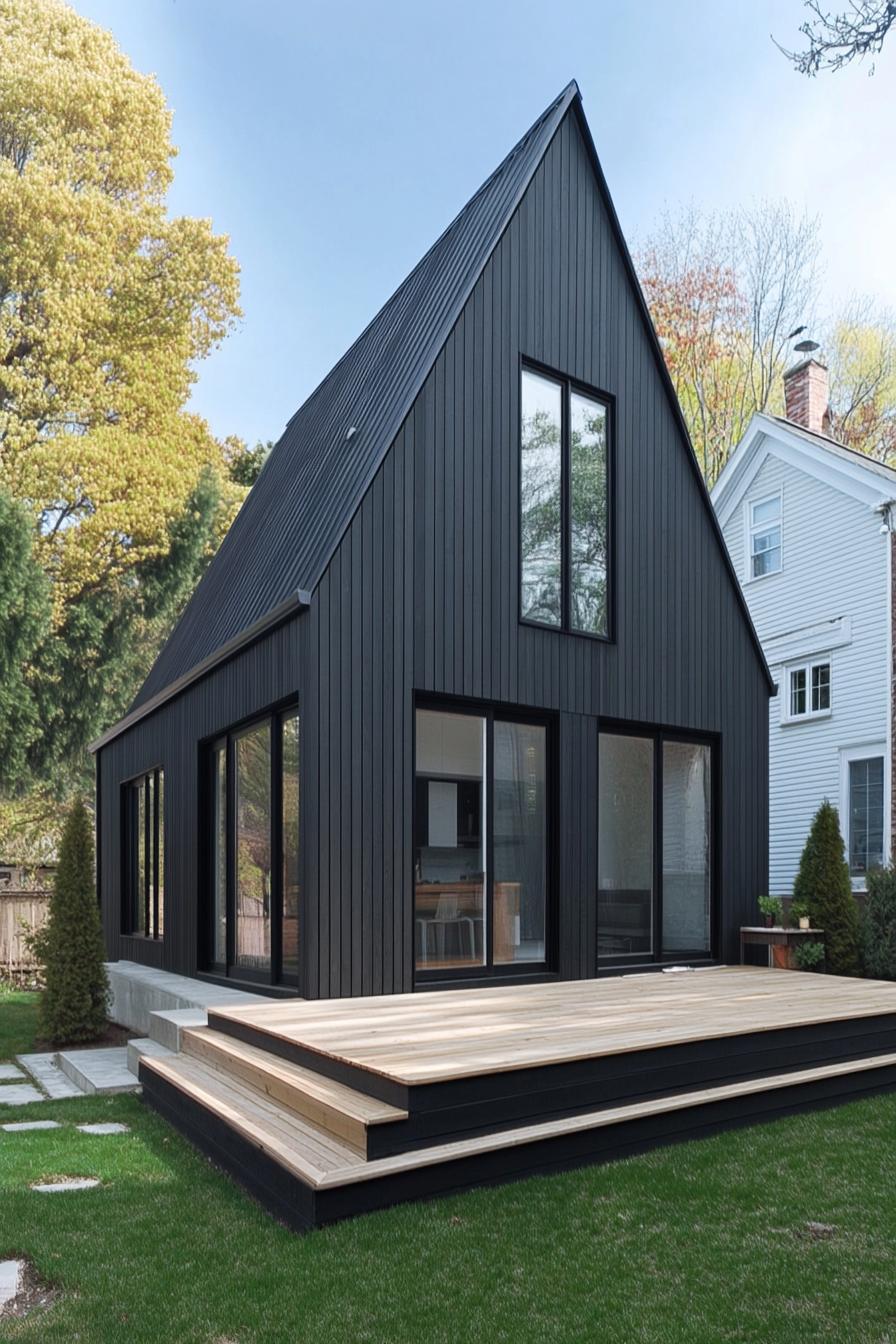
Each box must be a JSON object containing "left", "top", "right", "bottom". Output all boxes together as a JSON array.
[
  {"left": 30, "top": 1177, "right": 101, "bottom": 1193},
  {"left": 0, "top": 1085, "right": 44, "bottom": 1106},
  {"left": 0, "top": 1259, "right": 22, "bottom": 1308},
  {"left": 1, "top": 1120, "right": 61, "bottom": 1132},
  {"left": 0, "top": 1064, "right": 24, "bottom": 1081},
  {"left": 76, "top": 1122, "right": 130, "bottom": 1135},
  {"left": 18, "top": 1052, "right": 81, "bottom": 1099}
]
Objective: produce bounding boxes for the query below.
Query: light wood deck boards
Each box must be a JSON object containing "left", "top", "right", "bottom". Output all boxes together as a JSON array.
[
  {"left": 181, "top": 1027, "right": 406, "bottom": 1152},
  {"left": 208, "top": 968, "right": 896, "bottom": 1085},
  {"left": 142, "top": 1048, "right": 896, "bottom": 1191}
]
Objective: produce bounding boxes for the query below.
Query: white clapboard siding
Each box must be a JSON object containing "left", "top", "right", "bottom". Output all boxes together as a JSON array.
[{"left": 716, "top": 429, "right": 891, "bottom": 896}]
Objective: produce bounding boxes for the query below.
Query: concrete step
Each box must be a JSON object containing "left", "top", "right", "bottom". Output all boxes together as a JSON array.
[
  {"left": 56, "top": 1047, "right": 140, "bottom": 1095},
  {"left": 127, "top": 1037, "right": 175, "bottom": 1078},
  {"left": 147, "top": 1008, "right": 207, "bottom": 1052}
]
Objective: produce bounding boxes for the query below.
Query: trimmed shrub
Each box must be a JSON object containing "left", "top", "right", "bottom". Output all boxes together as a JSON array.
[
  {"left": 29, "top": 798, "right": 109, "bottom": 1044},
  {"left": 792, "top": 800, "right": 860, "bottom": 977},
  {"left": 793, "top": 939, "right": 826, "bottom": 972},
  {"left": 862, "top": 866, "right": 896, "bottom": 981}
]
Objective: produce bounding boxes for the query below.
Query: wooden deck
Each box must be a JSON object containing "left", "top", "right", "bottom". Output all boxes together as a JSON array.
[
  {"left": 206, "top": 968, "right": 896, "bottom": 1084},
  {"left": 139, "top": 967, "right": 896, "bottom": 1230}
]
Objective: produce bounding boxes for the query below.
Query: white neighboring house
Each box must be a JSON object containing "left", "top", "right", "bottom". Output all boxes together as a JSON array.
[{"left": 712, "top": 356, "right": 896, "bottom": 897}]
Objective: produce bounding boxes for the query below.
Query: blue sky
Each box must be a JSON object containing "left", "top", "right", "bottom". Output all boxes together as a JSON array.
[{"left": 76, "top": 0, "right": 896, "bottom": 447}]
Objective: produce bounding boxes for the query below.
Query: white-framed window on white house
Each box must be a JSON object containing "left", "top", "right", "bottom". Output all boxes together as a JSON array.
[
  {"left": 840, "top": 745, "right": 887, "bottom": 885},
  {"left": 782, "top": 658, "right": 832, "bottom": 723},
  {"left": 747, "top": 493, "right": 782, "bottom": 579}
]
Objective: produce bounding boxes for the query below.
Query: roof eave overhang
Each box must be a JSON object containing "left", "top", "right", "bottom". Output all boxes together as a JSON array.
[{"left": 89, "top": 589, "right": 311, "bottom": 754}]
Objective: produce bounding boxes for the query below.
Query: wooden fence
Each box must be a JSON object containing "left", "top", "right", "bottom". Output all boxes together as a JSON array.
[{"left": 0, "top": 890, "right": 50, "bottom": 976}]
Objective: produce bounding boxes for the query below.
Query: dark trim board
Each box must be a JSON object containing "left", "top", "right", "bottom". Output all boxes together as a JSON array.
[
  {"left": 206, "top": 1007, "right": 896, "bottom": 1154},
  {"left": 140, "top": 1058, "right": 896, "bottom": 1233}
]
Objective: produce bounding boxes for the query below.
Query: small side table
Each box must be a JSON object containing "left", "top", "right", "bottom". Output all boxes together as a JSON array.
[{"left": 739, "top": 926, "right": 825, "bottom": 969}]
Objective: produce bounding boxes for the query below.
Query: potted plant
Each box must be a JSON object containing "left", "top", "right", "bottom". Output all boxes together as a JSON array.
[
  {"left": 758, "top": 895, "right": 782, "bottom": 929},
  {"left": 789, "top": 896, "right": 811, "bottom": 931}
]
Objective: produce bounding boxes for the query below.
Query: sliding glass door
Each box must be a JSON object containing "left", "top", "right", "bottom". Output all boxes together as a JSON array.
[
  {"left": 598, "top": 729, "right": 713, "bottom": 966},
  {"left": 414, "top": 704, "right": 551, "bottom": 979},
  {"left": 206, "top": 705, "right": 300, "bottom": 986}
]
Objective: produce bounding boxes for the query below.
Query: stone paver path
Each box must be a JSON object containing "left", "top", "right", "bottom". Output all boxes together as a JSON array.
[
  {"left": 17, "top": 1053, "right": 81, "bottom": 1100},
  {"left": 1, "top": 1120, "right": 61, "bottom": 1133},
  {"left": 0, "top": 1084, "right": 44, "bottom": 1106},
  {"left": 0, "top": 1065, "right": 24, "bottom": 1082},
  {"left": 30, "top": 1177, "right": 100, "bottom": 1193},
  {"left": 0, "top": 1259, "right": 23, "bottom": 1309},
  {"left": 76, "top": 1122, "right": 130, "bottom": 1135}
]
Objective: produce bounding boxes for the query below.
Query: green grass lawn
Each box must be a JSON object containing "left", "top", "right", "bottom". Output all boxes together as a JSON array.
[
  {"left": 1, "top": 1082, "right": 895, "bottom": 1344},
  {"left": 0, "top": 987, "right": 40, "bottom": 1060}
]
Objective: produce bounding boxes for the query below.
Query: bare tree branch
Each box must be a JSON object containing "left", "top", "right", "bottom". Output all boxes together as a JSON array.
[{"left": 777, "top": 0, "right": 896, "bottom": 74}]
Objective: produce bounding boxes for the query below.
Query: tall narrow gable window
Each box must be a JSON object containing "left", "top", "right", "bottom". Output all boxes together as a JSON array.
[
  {"left": 123, "top": 769, "right": 164, "bottom": 939},
  {"left": 749, "top": 494, "right": 782, "bottom": 578},
  {"left": 520, "top": 365, "right": 610, "bottom": 637}
]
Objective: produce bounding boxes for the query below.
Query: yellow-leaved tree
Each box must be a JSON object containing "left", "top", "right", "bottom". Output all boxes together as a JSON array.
[
  {"left": 0, "top": 0, "right": 244, "bottom": 609},
  {"left": 0, "top": 0, "right": 255, "bottom": 857}
]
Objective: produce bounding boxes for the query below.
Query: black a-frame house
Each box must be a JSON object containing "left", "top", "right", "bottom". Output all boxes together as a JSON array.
[{"left": 93, "top": 81, "right": 771, "bottom": 999}]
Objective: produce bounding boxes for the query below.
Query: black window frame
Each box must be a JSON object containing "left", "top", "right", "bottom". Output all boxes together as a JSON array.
[
  {"left": 121, "top": 766, "right": 164, "bottom": 940},
  {"left": 518, "top": 356, "right": 614, "bottom": 643},
  {"left": 596, "top": 721, "right": 719, "bottom": 971},
  {"left": 200, "top": 700, "right": 300, "bottom": 989},
  {"left": 413, "top": 694, "right": 558, "bottom": 986}
]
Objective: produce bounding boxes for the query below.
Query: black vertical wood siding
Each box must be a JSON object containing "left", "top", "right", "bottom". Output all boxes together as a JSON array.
[
  {"left": 301, "top": 108, "right": 768, "bottom": 997},
  {"left": 98, "top": 105, "right": 768, "bottom": 995},
  {"left": 97, "top": 619, "right": 301, "bottom": 974}
]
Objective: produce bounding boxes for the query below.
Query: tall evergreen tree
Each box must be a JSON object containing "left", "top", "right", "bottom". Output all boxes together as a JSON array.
[
  {"left": 0, "top": 492, "right": 51, "bottom": 791},
  {"left": 28, "top": 467, "right": 227, "bottom": 793},
  {"left": 30, "top": 797, "right": 109, "bottom": 1045},
  {"left": 793, "top": 800, "right": 861, "bottom": 976}
]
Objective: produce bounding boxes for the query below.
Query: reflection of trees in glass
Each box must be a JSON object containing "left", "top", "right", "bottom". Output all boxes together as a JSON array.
[
  {"left": 281, "top": 714, "right": 300, "bottom": 977},
  {"left": 236, "top": 724, "right": 271, "bottom": 915},
  {"left": 521, "top": 404, "right": 562, "bottom": 624},
  {"left": 521, "top": 380, "right": 608, "bottom": 634},
  {"left": 570, "top": 395, "right": 608, "bottom": 635}
]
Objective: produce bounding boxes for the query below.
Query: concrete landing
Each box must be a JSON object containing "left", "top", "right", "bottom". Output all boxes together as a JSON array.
[{"left": 56, "top": 1047, "right": 139, "bottom": 1095}]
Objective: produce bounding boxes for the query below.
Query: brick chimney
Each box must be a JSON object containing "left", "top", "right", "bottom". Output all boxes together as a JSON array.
[{"left": 782, "top": 357, "right": 831, "bottom": 435}]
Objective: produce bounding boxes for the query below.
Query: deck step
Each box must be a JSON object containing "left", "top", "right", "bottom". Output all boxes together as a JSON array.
[
  {"left": 180, "top": 1027, "right": 407, "bottom": 1155},
  {"left": 140, "top": 1053, "right": 363, "bottom": 1185},
  {"left": 140, "top": 1047, "right": 896, "bottom": 1228}
]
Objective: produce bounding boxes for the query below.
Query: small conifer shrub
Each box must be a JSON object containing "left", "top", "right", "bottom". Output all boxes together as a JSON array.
[
  {"left": 792, "top": 800, "right": 860, "bottom": 977},
  {"left": 29, "top": 798, "right": 109, "bottom": 1044}
]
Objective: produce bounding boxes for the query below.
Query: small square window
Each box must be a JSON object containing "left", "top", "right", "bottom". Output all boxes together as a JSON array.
[{"left": 784, "top": 659, "right": 831, "bottom": 722}]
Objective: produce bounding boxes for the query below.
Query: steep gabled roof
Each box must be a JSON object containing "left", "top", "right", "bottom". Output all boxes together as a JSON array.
[
  {"left": 129, "top": 81, "right": 580, "bottom": 712},
  {"left": 713, "top": 410, "right": 896, "bottom": 528},
  {"left": 93, "top": 78, "right": 773, "bottom": 751}
]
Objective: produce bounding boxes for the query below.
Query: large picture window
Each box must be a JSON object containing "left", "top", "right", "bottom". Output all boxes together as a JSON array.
[
  {"left": 414, "top": 704, "right": 550, "bottom": 978},
  {"left": 520, "top": 364, "right": 610, "bottom": 637},
  {"left": 123, "top": 768, "right": 164, "bottom": 939},
  {"left": 598, "top": 729, "right": 713, "bottom": 964},
  {"left": 206, "top": 706, "right": 300, "bottom": 986}
]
